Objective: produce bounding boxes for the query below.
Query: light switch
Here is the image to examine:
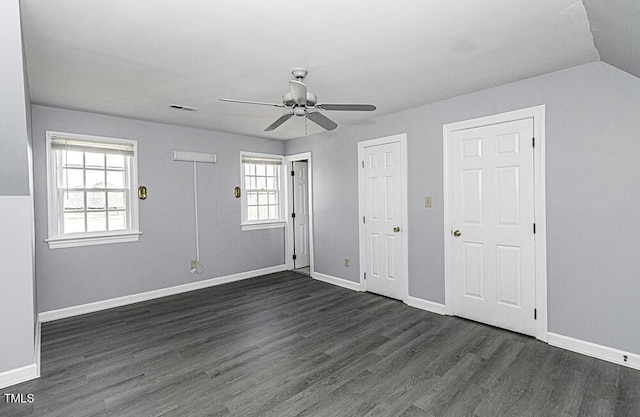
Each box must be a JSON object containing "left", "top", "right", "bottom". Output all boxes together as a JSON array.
[{"left": 425, "top": 196, "right": 432, "bottom": 208}]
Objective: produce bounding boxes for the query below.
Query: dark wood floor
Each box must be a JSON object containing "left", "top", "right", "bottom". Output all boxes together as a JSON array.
[{"left": 2, "top": 271, "right": 639, "bottom": 416}]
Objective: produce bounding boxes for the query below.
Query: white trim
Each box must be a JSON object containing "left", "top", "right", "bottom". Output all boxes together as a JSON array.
[
  {"left": 284, "top": 152, "right": 315, "bottom": 273},
  {"left": 548, "top": 333, "right": 640, "bottom": 371},
  {"left": 39, "top": 264, "right": 286, "bottom": 322},
  {"left": 312, "top": 272, "right": 363, "bottom": 292},
  {"left": 35, "top": 320, "right": 41, "bottom": 376},
  {"left": 443, "top": 105, "right": 547, "bottom": 341},
  {"left": 357, "top": 133, "right": 409, "bottom": 302},
  {"left": 45, "top": 131, "right": 140, "bottom": 249},
  {"left": 240, "top": 222, "right": 285, "bottom": 231},
  {"left": 405, "top": 296, "right": 447, "bottom": 315},
  {"left": 0, "top": 364, "right": 38, "bottom": 389},
  {"left": 239, "top": 151, "right": 285, "bottom": 226}
]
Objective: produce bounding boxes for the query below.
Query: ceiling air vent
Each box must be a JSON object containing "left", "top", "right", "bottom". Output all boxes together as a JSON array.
[{"left": 169, "top": 104, "right": 198, "bottom": 112}]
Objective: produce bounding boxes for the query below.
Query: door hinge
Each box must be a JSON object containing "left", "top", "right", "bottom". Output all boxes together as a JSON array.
[
  {"left": 532, "top": 137, "right": 535, "bottom": 148},
  {"left": 292, "top": 212, "right": 296, "bottom": 218},
  {"left": 533, "top": 223, "right": 536, "bottom": 234},
  {"left": 291, "top": 170, "right": 295, "bottom": 176},
  {"left": 534, "top": 308, "right": 537, "bottom": 320},
  {"left": 293, "top": 254, "right": 297, "bottom": 260},
  {"left": 361, "top": 160, "right": 364, "bottom": 168},
  {"left": 364, "top": 272, "right": 367, "bottom": 280},
  {"left": 363, "top": 216, "right": 366, "bottom": 224}
]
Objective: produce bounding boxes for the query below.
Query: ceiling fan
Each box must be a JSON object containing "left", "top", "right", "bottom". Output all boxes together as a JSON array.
[{"left": 219, "top": 68, "right": 376, "bottom": 132}]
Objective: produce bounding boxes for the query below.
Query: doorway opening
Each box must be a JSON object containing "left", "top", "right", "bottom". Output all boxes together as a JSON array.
[{"left": 285, "top": 152, "right": 314, "bottom": 276}]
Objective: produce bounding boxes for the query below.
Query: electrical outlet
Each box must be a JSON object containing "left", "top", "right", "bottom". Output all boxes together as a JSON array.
[
  {"left": 344, "top": 258, "right": 350, "bottom": 267},
  {"left": 190, "top": 260, "right": 197, "bottom": 270}
]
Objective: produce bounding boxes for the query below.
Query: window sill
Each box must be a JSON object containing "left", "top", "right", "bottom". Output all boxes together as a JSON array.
[
  {"left": 240, "top": 222, "right": 285, "bottom": 231},
  {"left": 46, "top": 232, "right": 142, "bottom": 249}
]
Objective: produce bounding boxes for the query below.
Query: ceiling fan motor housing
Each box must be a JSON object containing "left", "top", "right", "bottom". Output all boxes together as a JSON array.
[{"left": 283, "top": 91, "right": 317, "bottom": 107}]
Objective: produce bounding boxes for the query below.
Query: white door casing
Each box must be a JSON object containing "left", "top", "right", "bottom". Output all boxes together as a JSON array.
[
  {"left": 284, "top": 152, "right": 314, "bottom": 274},
  {"left": 358, "top": 134, "right": 408, "bottom": 301},
  {"left": 444, "top": 105, "right": 547, "bottom": 341},
  {"left": 292, "top": 161, "right": 310, "bottom": 268}
]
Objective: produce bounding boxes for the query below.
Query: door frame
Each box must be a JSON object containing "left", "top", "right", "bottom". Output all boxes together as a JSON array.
[
  {"left": 358, "top": 133, "right": 409, "bottom": 301},
  {"left": 284, "top": 152, "right": 314, "bottom": 274},
  {"left": 443, "top": 105, "right": 548, "bottom": 341}
]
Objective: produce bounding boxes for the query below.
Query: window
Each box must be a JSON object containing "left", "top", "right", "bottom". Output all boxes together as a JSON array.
[
  {"left": 240, "top": 152, "right": 284, "bottom": 230},
  {"left": 46, "top": 132, "right": 140, "bottom": 248}
]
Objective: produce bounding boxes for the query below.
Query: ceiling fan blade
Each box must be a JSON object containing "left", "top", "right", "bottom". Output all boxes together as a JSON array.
[
  {"left": 289, "top": 80, "right": 307, "bottom": 105},
  {"left": 317, "top": 104, "right": 376, "bottom": 111},
  {"left": 265, "top": 113, "right": 294, "bottom": 131},
  {"left": 219, "top": 98, "right": 284, "bottom": 107},
  {"left": 307, "top": 112, "right": 337, "bottom": 131}
]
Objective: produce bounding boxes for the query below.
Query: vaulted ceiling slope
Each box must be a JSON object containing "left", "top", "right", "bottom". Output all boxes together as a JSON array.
[
  {"left": 17, "top": 0, "right": 637, "bottom": 140},
  {"left": 583, "top": 0, "right": 640, "bottom": 80}
]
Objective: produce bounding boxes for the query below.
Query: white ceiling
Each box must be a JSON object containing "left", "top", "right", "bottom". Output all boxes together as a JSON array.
[{"left": 19, "top": 0, "right": 606, "bottom": 140}]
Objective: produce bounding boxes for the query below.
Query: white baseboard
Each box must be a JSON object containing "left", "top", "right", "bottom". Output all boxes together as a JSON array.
[
  {"left": 312, "top": 271, "right": 363, "bottom": 292},
  {"left": 548, "top": 332, "right": 640, "bottom": 371},
  {"left": 0, "top": 363, "right": 39, "bottom": 390},
  {"left": 405, "top": 296, "right": 447, "bottom": 315},
  {"left": 39, "top": 264, "right": 287, "bottom": 323}
]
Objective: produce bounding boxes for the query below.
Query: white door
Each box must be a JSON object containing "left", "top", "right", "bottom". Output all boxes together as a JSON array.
[
  {"left": 449, "top": 118, "right": 536, "bottom": 336},
  {"left": 292, "top": 161, "right": 310, "bottom": 268},
  {"left": 362, "top": 141, "right": 404, "bottom": 300}
]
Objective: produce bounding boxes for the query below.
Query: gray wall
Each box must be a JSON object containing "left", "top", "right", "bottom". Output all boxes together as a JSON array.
[
  {"left": 0, "top": 0, "right": 36, "bottom": 375},
  {"left": 286, "top": 61, "right": 640, "bottom": 355},
  {"left": 32, "top": 106, "right": 286, "bottom": 312}
]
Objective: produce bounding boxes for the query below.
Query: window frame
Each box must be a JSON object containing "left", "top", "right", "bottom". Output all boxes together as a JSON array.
[
  {"left": 45, "top": 131, "right": 141, "bottom": 249},
  {"left": 239, "top": 151, "right": 285, "bottom": 231}
]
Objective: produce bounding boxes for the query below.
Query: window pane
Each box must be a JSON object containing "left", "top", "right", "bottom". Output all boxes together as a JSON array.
[
  {"left": 62, "top": 151, "right": 83, "bottom": 168},
  {"left": 87, "top": 212, "right": 107, "bottom": 232},
  {"left": 266, "top": 177, "right": 275, "bottom": 189},
  {"left": 106, "top": 154, "right": 125, "bottom": 169},
  {"left": 269, "top": 206, "right": 278, "bottom": 219},
  {"left": 266, "top": 165, "right": 274, "bottom": 176},
  {"left": 85, "top": 152, "right": 105, "bottom": 169},
  {"left": 258, "top": 192, "right": 268, "bottom": 205},
  {"left": 258, "top": 206, "right": 269, "bottom": 220},
  {"left": 62, "top": 168, "right": 84, "bottom": 188},
  {"left": 63, "top": 191, "right": 84, "bottom": 210},
  {"left": 247, "top": 192, "right": 257, "bottom": 205},
  {"left": 245, "top": 176, "right": 253, "bottom": 190},
  {"left": 247, "top": 206, "right": 258, "bottom": 221},
  {"left": 108, "top": 191, "right": 125, "bottom": 210},
  {"left": 268, "top": 192, "right": 277, "bottom": 204},
  {"left": 106, "top": 171, "right": 124, "bottom": 188},
  {"left": 86, "top": 170, "right": 105, "bottom": 188},
  {"left": 244, "top": 163, "right": 255, "bottom": 175},
  {"left": 63, "top": 212, "right": 85, "bottom": 234},
  {"left": 108, "top": 211, "right": 126, "bottom": 231},
  {"left": 256, "top": 164, "right": 266, "bottom": 176},
  {"left": 256, "top": 177, "right": 266, "bottom": 190},
  {"left": 87, "top": 191, "right": 106, "bottom": 210}
]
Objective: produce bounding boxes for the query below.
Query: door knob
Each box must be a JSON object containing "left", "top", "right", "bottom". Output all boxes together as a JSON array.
[
  {"left": 453, "top": 230, "right": 461, "bottom": 237},
  {"left": 393, "top": 226, "right": 401, "bottom": 232}
]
